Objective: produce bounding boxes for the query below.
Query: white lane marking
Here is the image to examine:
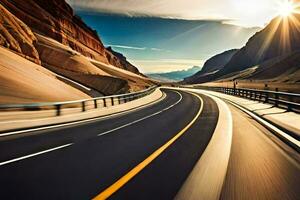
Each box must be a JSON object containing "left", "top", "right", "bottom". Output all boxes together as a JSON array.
[
  {"left": 0, "top": 91, "right": 182, "bottom": 167},
  {"left": 0, "top": 143, "right": 73, "bottom": 166},
  {"left": 175, "top": 89, "right": 233, "bottom": 200},
  {"left": 97, "top": 91, "right": 183, "bottom": 136},
  {"left": 0, "top": 92, "right": 166, "bottom": 137}
]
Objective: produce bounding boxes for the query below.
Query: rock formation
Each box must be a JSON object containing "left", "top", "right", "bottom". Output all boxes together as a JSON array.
[
  {"left": 1, "top": 0, "right": 140, "bottom": 74},
  {"left": 0, "top": 1, "right": 154, "bottom": 102},
  {"left": 0, "top": 4, "right": 39, "bottom": 63}
]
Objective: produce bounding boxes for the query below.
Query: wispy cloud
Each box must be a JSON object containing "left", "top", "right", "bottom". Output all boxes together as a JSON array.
[
  {"left": 67, "top": 0, "right": 280, "bottom": 27},
  {"left": 108, "top": 44, "right": 171, "bottom": 52},
  {"left": 150, "top": 48, "right": 164, "bottom": 51},
  {"left": 108, "top": 44, "right": 146, "bottom": 50}
]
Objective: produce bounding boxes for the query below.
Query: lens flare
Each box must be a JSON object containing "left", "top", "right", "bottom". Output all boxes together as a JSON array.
[{"left": 278, "top": 0, "right": 295, "bottom": 17}]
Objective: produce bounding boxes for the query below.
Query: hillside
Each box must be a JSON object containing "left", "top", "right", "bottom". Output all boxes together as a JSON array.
[
  {"left": 0, "top": 0, "right": 153, "bottom": 103},
  {"left": 185, "top": 12, "right": 300, "bottom": 90},
  {"left": 184, "top": 49, "right": 238, "bottom": 83},
  {"left": 0, "top": 46, "right": 90, "bottom": 103},
  {"left": 216, "top": 13, "right": 300, "bottom": 79}
]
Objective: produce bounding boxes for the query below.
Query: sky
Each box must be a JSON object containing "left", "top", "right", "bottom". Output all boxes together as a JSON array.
[{"left": 66, "top": 0, "right": 291, "bottom": 73}]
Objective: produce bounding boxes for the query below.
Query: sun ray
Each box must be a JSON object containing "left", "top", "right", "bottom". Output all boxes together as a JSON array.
[
  {"left": 256, "top": 17, "right": 282, "bottom": 61},
  {"left": 280, "top": 16, "right": 292, "bottom": 53}
]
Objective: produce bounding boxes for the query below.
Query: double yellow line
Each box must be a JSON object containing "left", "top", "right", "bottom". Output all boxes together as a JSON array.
[{"left": 93, "top": 91, "right": 204, "bottom": 199}]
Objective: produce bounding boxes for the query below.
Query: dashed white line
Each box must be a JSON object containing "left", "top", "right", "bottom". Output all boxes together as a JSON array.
[
  {"left": 97, "top": 91, "right": 183, "bottom": 136},
  {"left": 0, "top": 143, "right": 73, "bottom": 166},
  {"left": 0, "top": 91, "right": 183, "bottom": 167}
]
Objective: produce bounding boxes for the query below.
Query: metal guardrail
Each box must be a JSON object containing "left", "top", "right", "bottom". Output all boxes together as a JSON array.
[
  {"left": 0, "top": 86, "right": 157, "bottom": 116},
  {"left": 195, "top": 86, "right": 300, "bottom": 113}
]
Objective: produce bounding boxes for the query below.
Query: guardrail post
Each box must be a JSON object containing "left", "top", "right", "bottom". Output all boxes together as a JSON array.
[
  {"left": 82, "top": 101, "right": 86, "bottom": 112},
  {"left": 287, "top": 96, "right": 292, "bottom": 111},
  {"left": 94, "top": 99, "right": 98, "bottom": 109},
  {"left": 275, "top": 88, "right": 279, "bottom": 107},
  {"left": 111, "top": 97, "right": 114, "bottom": 106},
  {"left": 259, "top": 92, "right": 262, "bottom": 102},
  {"left": 118, "top": 97, "right": 121, "bottom": 105},
  {"left": 56, "top": 105, "right": 61, "bottom": 116},
  {"left": 103, "top": 98, "right": 107, "bottom": 107},
  {"left": 265, "top": 92, "right": 269, "bottom": 103}
]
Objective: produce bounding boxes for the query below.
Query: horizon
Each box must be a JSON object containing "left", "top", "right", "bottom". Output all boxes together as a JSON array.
[{"left": 1, "top": 1, "right": 300, "bottom": 199}]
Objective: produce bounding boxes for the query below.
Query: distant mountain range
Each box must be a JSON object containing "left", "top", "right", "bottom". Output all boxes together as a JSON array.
[{"left": 147, "top": 66, "right": 201, "bottom": 82}]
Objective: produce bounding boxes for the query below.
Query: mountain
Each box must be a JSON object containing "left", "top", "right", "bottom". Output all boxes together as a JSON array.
[
  {"left": 185, "top": 12, "right": 300, "bottom": 89},
  {"left": 0, "top": 0, "right": 153, "bottom": 103},
  {"left": 147, "top": 66, "right": 201, "bottom": 82},
  {"left": 215, "top": 12, "right": 300, "bottom": 80},
  {"left": 0, "top": 4, "right": 89, "bottom": 103},
  {"left": 1, "top": 0, "right": 142, "bottom": 74},
  {"left": 184, "top": 49, "right": 238, "bottom": 83}
]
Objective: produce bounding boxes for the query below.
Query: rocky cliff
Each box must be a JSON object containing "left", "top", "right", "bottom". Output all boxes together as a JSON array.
[
  {"left": 1, "top": 0, "right": 140, "bottom": 74},
  {"left": 106, "top": 47, "right": 140, "bottom": 74},
  {"left": 0, "top": 1, "right": 153, "bottom": 102},
  {"left": 0, "top": 4, "right": 39, "bottom": 64}
]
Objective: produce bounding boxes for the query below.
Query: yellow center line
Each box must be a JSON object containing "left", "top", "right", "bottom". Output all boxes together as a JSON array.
[{"left": 93, "top": 91, "right": 204, "bottom": 200}]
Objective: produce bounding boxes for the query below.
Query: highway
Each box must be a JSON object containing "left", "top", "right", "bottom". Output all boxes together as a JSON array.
[{"left": 0, "top": 88, "right": 299, "bottom": 200}]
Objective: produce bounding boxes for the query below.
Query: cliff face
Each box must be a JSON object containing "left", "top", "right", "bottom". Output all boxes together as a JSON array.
[
  {"left": 220, "top": 13, "right": 300, "bottom": 76},
  {"left": 1, "top": 0, "right": 140, "bottom": 74},
  {"left": 184, "top": 49, "right": 238, "bottom": 83},
  {"left": 0, "top": 4, "right": 39, "bottom": 63},
  {"left": 106, "top": 47, "right": 140, "bottom": 74},
  {"left": 0, "top": 0, "right": 153, "bottom": 101}
]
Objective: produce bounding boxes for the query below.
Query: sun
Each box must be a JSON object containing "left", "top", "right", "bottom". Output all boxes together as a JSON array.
[{"left": 277, "top": 0, "right": 295, "bottom": 17}]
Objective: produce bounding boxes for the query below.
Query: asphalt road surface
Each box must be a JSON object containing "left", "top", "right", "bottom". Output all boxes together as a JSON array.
[
  {"left": 0, "top": 88, "right": 299, "bottom": 200},
  {"left": 0, "top": 89, "right": 218, "bottom": 199}
]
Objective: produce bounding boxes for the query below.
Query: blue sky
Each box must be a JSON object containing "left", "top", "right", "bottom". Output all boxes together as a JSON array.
[
  {"left": 77, "top": 12, "right": 259, "bottom": 73},
  {"left": 67, "top": 0, "right": 290, "bottom": 73}
]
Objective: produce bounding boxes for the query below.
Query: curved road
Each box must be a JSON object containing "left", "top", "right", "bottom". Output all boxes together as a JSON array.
[{"left": 0, "top": 88, "right": 299, "bottom": 200}]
